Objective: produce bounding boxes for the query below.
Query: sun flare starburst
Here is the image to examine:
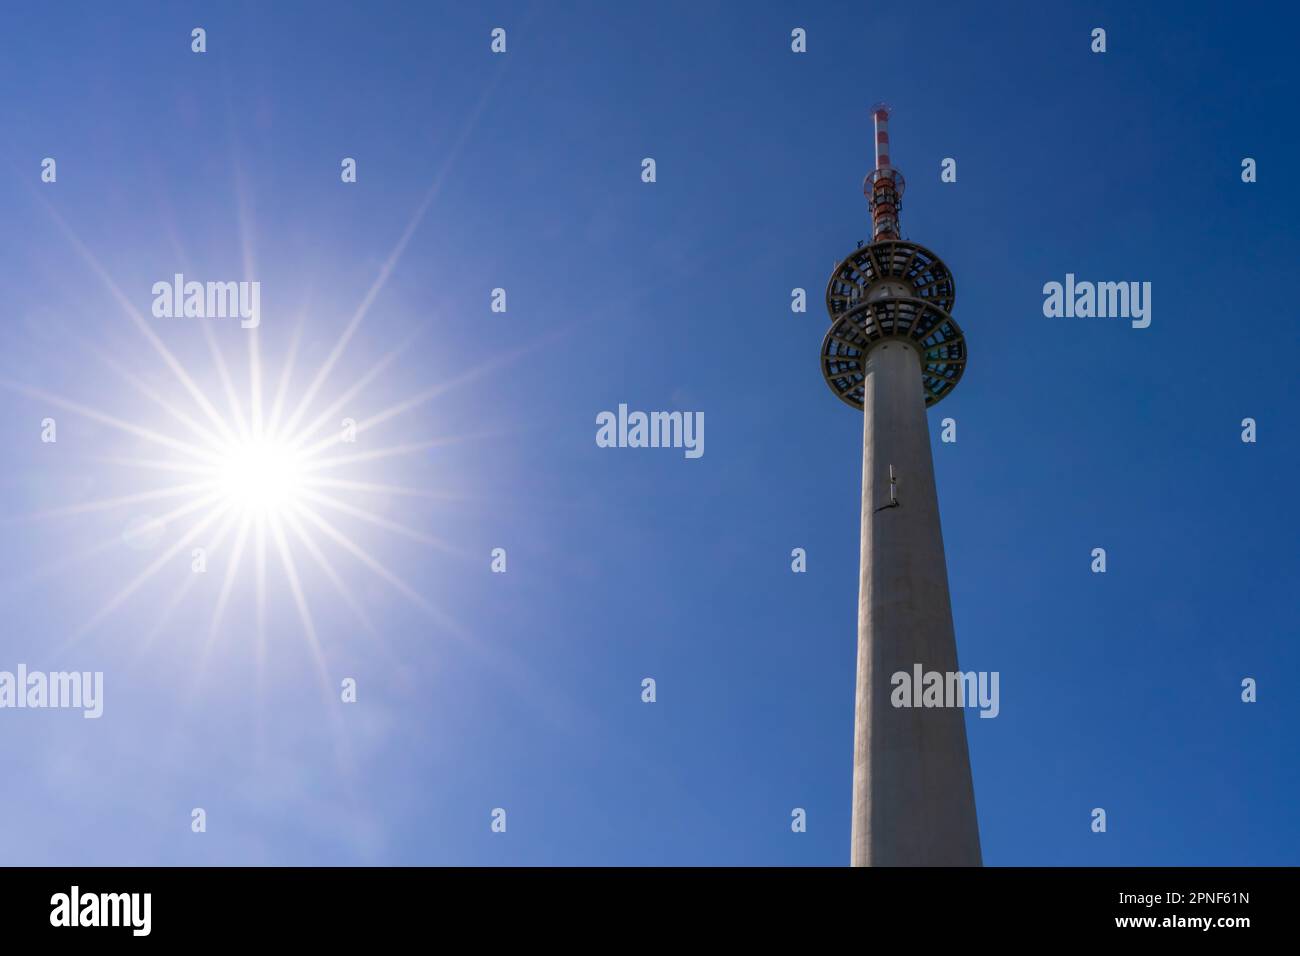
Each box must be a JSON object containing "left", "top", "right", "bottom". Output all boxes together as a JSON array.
[
  {"left": 0, "top": 152, "right": 558, "bottom": 703},
  {"left": 9, "top": 258, "right": 470, "bottom": 686}
]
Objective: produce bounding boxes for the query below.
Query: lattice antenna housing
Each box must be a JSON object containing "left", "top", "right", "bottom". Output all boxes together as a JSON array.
[{"left": 822, "top": 106, "right": 967, "bottom": 408}]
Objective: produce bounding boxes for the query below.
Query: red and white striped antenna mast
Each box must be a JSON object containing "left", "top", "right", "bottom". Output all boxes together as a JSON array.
[{"left": 864, "top": 102, "right": 906, "bottom": 242}]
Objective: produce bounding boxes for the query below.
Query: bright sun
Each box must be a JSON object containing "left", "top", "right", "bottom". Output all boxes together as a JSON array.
[
  {"left": 1, "top": 162, "right": 514, "bottom": 661},
  {"left": 215, "top": 438, "right": 306, "bottom": 515}
]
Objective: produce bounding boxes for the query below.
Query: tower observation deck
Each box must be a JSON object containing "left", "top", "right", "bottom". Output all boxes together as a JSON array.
[{"left": 820, "top": 105, "right": 981, "bottom": 867}]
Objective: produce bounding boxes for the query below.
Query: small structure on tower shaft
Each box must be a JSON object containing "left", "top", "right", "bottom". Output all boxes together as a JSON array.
[{"left": 819, "top": 105, "right": 981, "bottom": 867}]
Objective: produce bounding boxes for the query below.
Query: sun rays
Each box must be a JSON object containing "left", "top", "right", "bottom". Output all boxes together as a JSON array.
[
  {"left": 2, "top": 46, "right": 574, "bottom": 738},
  {"left": 4, "top": 310, "right": 498, "bottom": 673},
  {"left": 1, "top": 168, "right": 516, "bottom": 695}
]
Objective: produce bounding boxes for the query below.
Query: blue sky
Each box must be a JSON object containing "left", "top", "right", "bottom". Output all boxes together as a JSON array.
[{"left": 0, "top": 0, "right": 1296, "bottom": 865}]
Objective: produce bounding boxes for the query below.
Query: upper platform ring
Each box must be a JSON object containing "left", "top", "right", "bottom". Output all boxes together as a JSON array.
[{"left": 825, "top": 240, "right": 956, "bottom": 318}]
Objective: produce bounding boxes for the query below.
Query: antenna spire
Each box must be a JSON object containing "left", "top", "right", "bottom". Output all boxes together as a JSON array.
[{"left": 864, "top": 103, "right": 906, "bottom": 242}]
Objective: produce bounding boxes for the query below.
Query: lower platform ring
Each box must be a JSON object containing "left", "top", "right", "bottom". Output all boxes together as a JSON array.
[{"left": 820, "top": 296, "right": 967, "bottom": 409}]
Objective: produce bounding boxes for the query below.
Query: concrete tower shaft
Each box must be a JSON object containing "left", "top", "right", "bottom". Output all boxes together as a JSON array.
[{"left": 850, "top": 340, "right": 981, "bottom": 866}]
